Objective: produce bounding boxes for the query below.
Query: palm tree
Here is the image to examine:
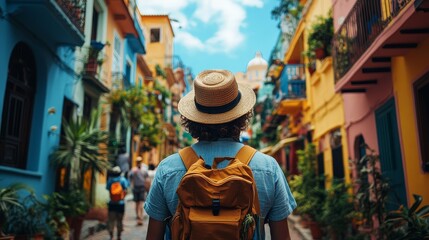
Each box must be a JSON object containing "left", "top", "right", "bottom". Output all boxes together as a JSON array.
[{"left": 50, "top": 109, "right": 110, "bottom": 189}]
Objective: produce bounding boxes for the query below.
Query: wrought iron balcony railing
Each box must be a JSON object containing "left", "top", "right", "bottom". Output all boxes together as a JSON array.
[
  {"left": 333, "top": 0, "right": 412, "bottom": 82},
  {"left": 278, "top": 64, "right": 306, "bottom": 99},
  {"left": 111, "top": 72, "right": 131, "bottom": 90},
  {"left": 56, "top": 0, "right": 86, "bottom": 33}
]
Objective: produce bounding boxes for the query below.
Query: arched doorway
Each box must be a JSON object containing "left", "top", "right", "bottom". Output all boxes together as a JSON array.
[{"left": 0, "top": 42, "right": 37, "bottom": 169}]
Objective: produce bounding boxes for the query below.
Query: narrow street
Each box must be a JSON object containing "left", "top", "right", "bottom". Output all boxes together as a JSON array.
[
  {"left": 2, "top": 0, "right": 428, "bottom": 239},
  {"left": 82, "top": 199, "right": 149, "bottom": 240}
]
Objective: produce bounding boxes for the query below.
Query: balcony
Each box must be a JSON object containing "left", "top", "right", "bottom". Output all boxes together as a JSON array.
[
  {"left": 83, "top": 42, "right": 106, "bottom": 77},
  {"left": 82, "top": 43, "right": 109, "bottom": 94},
  {"left": 278, "top": 64, "right": 306, "bottom": 99},
  {"left": 333, "top": 0, "right": 429, "bottom": 92},
  {"left": 107, "top": 0, "right": 145, "bottom": 54},
  {"left": 7, "top": 0, "right": 85, "bottom": 46},
  {"left": 273, "top": 64, "right": 306, "bottom": 116},
  {"left": 112, "top": 72, "right": 131, "bottom": 91}
]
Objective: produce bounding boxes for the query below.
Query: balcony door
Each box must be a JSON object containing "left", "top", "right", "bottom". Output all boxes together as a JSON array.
[{"left": 375, "top": 98, "right": 407, "bottom": 210}]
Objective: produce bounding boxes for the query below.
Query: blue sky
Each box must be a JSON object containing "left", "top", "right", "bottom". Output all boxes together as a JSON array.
[{"left": 137, "top": 0, "right": 281, "bottom": 75}]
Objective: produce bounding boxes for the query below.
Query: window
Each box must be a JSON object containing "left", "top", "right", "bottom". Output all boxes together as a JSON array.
[
  {"left": 125, "top": 62, "right": 132, "bottom": 88},
  {"left": 91, "top": 7, "right": 99, "bottom": 40},
  {"left": 0, "top": 42, "right": 37, "bottom": 169},
  {"left": 138, "top": 76, "right": 143, "bottom": 86},
  {"left": 354, "top": 135, "right": 366, "bottom": 160},
  {"left": 112, "top": 32, "right": 122, "bottom": 72},
  {"left": 150, "top": 28, "right": 160, "bottom": 43},
  {"left": 83, "top": 93, "right": 94, "bottom": 121},
  {"left": 414, "top": 71, "right": 429, "bottom": 172},
  {"left": 330, "top": 129, "right": 345, "bottom": 180}
]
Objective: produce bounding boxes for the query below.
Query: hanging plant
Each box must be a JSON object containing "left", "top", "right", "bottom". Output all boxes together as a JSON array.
[
  {"left": 306, "top": 14, "right": 333, "bottom": 60},
  {"left": 108, "top": 85, "right": 163, "bottom": 152}
]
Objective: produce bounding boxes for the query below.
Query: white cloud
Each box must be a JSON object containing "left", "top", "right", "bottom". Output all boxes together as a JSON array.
[
  {"left": 137, "top": 0, "right": 264, "bottom": 54},
  {"left": 237, "top": 0, "right": 264, "bottom": 7},
  {"left": 175, "top": 32, "right": 205, "bottom": 51}
]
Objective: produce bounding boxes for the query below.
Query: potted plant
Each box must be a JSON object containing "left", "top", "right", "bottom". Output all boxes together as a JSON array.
[
  {"left": 0, "top": 183, "right": 30, "bottom": 239},
  {"left": 382, "top": 194, "right": 429, "bottom": 239},
  {"left": 307, "top": 14, "right": 333, "bottom": 60},
  {"left": 302, "top": 47, "right": 316, "bottom": 75},
  {"left": 5, "top": 193, "right": 46, "bottom": 240},
  {"left": 294, "top": 144, "right": 326, "bottom": 239},
  {"left": 43, "top": 187, "right": 90, "bottom": 240},
  {"left": 44, "top": 188, "right": 89, "bottom": 240},
  {"left": 352, "top": 145, "right": 390, "bottom": 238},
  {"left": 50, "top": 109, "right": 110, "bottom": 190},
  {"left": 50, "top": 109, "right": 108, "bottom": 239},
  {"left": 320, "top": 182, "right": 356, "bottom": 239},
  {"left": 85, "top": 41, "right": 107, "bottom": 75}
]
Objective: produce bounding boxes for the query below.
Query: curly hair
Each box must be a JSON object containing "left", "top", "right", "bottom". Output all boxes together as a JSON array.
[{"left": 181, "top": 111, "right": 253, "bottom": 141}]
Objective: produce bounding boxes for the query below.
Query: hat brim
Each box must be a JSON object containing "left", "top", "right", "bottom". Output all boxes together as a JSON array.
[{"left": 178, "top": 83, "right": 256, "bottom": 124}]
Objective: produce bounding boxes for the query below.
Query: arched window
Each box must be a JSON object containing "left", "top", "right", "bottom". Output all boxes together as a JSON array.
[
  {"left": 0, "top": 42, "right": 37, "bottom": 169},
  {"left": 354, "top": 135, "right": 366, "bottom": 161},
  {"left": 330, "top": 128, "right": 345, "bottom": 180}
]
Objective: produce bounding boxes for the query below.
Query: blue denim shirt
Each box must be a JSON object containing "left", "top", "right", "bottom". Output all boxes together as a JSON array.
[{"left": 144, "top": 139, "right": 296, "bottom": 239}]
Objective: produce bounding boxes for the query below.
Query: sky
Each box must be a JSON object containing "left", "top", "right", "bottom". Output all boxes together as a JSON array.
[{"left": 137, "top": 0, "right": 281, "bottom": 76}]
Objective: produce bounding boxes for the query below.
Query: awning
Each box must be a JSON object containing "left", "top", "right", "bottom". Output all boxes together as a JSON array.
[{"left": 269, "top": 136, "right": 298, "bottom": 156}]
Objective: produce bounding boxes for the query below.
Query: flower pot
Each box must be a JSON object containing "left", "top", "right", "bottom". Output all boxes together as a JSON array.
[
  {"left": 307, "top": 66, "right": 316, "bottom": 75},
  {"left": 85, "top": 58, "right": 98, "bottom": 76},
  {"left": 315, "top": 47, "right": 326, "bottom": 60},
  {"left": 309, "top": 221, "right": 323, "bottom": 240}
]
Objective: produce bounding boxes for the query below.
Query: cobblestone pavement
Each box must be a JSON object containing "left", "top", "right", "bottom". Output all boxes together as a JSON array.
[
  {"left": 83, "top": 200, "right": 148, "bottom": 240},
  {"left": 84, "top": 200, "right": 304, "bottom": 240}
]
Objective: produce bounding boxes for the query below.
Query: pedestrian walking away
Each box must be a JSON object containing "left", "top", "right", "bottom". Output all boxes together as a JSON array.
[
  {"left": 116, "top": 146, "right": 130, "bottom": 179},
  {"left": 106, "top": 166, "right": 130, "bottom": 240},
  {"left": 129, "top": 156, "right": 150, "bottom": 226},
  {"left": 144, "top": 69, "right": 297, "bottom": 240}
]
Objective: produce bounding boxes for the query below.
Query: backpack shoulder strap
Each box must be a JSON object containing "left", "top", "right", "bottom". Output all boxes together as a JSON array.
[
  {"left": 236, "top": 145, "right": 261, "bottom": 215},
  {"left": 178, "top": 147, "right": 200, "bottom": 170},
  {"left": 235, "top": 145, "right": 257, "bottom": 165}
]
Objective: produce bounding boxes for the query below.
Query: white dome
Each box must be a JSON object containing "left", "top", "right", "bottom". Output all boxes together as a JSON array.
[{"left": 247, "top": 51, "right": 268, "bottom": 68}]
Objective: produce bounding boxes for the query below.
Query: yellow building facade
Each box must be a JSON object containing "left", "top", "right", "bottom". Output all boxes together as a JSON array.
[
  {"left": 277, "top": 0, "right": 350, "bottom": 186},
  {"left": 391, "top": 37, "right": 429, "bottom": 203}
]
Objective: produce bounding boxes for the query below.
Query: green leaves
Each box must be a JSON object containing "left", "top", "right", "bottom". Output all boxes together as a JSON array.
[
  {"left": 109, "top": 82, "right": 168, "bottom": 153},
  {"left": 305, "top": 14, "right": 334, "bottom": 60},
  {"left": 271, "top": 0, "right": 303, "bottom": 21},
  {"left": 0, "top": 183, "right": 32, "bottom": 228},
  {"left": 292, "top": 144, "right": 326, "bottom": 221},
  {"left": 50, "top": 109, "right": 109, "bottom": 189},
  {"left": 383, "top": 194, "right": 429, "bottom": 239}
]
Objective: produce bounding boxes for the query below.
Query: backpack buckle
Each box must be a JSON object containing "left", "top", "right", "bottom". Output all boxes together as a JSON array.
[{"left": 212, "top": 199, "right": 220, "bottom": 216}]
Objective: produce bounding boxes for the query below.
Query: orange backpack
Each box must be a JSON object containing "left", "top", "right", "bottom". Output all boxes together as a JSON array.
[
  {"left": 169, "top": 145, "right": 261, "bottom": 240},
  {"left": 110, "top": 181, "right": 125, "bottom": 202}
]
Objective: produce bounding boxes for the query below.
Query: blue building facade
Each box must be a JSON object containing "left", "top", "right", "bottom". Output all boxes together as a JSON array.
[{"left": 0, "top": 0, "right": 85, "bottom": 194}]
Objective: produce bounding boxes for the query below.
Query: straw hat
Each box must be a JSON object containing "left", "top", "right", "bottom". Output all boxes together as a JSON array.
[
  {"left": 178, "top": 70, "right": 256, "bottom": 124},
  {"left": 136, "top": 156, "right": 143, "bottom": 162},
  {"left": 111, "top": 166, "right": 121, "bottom": 174}
]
